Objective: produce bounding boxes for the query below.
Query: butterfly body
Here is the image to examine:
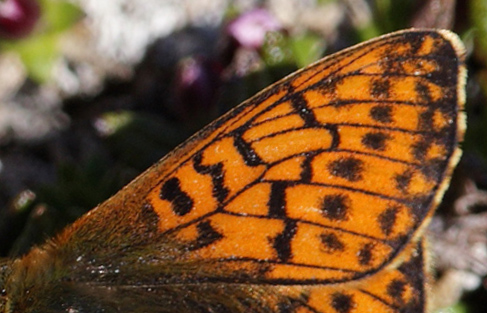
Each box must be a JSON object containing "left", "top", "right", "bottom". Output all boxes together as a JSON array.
[{"left": 0, "top": 29, "right": 466, "bottom": 313}]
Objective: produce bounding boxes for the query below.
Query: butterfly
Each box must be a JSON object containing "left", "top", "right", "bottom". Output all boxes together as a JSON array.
[{"left": 0, "top": 28, "right": 466, "bottom": 313}]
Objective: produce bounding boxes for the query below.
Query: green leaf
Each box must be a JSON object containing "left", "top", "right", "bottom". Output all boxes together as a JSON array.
[
  {"left": 2, "top": 33, "right": 58, "bottom": 83},
  {"left": 290, "top": 33, "right": 326, "bottom": 68},
  {"left": 40, "top": 0, "right": 83, "bottom": 32},
  {"left": 434, "top": 302, "right": 468, "bottom": 313},
  {"left": 471, "top": 0, "right": 487, "bottom": 64}
]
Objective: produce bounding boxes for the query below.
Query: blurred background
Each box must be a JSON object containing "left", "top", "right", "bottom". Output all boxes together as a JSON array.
[{"left": 0, "top": 0, "right": 485, "bottom": 311}]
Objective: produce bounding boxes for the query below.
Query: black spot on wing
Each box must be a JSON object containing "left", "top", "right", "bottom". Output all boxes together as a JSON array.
[
  {"left": 321, "top": 194, "right": 350, "bottom": 221},
  {"left": 331, "top": 292, "right": 354, "bottom": 313},
  {"left": 189, "top": 221, "right": 224, "bottom": 251},
  {"left": 371, "top": 78, "right": 391, "bottom": 98},
  {"left": 387, "top": 279, "right": 407, "bottom": 305},
  {"left": 378, "top": 206, "right": 398, "bottom": 236},
  {"left": 328, "top": 157, "right": 364, "bottom": 182},
  {"left": 320, "top": 232, "right": 345, "bottom": 253},
  {"left": 395, "top": 170, "right": 412, "bottom": 192},
  {"left": 357, "top": 243, "right": 374, "bottom": 266},
  {"left": 160, "top": 177, "right": 194, "bottom": 216},
  {"left": 361, "top": 132, "right": 391, "bottom": 151},
  {"left": 370, "top": 105, "right": 393, "bottom": 124}
]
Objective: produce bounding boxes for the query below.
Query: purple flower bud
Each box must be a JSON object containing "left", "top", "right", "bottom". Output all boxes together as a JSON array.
[
  {"left": 0, "top": 0, "right": 40, "bottom": 39},
  {"left": 174, "top": 56, "right": 222, "bottom": 120}
]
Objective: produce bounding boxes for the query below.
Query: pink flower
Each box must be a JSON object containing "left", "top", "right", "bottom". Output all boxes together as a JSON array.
[{"left": 227, "top": 8, "right": 282, "bottom": 49}]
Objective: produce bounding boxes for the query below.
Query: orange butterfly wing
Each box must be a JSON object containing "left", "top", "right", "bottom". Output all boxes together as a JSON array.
[
  {"left": 145, "top": 28, "right": 465, "bottom": 282},
  {"left": 3, "top": 29, "right": 465, "bottom": 313}
]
